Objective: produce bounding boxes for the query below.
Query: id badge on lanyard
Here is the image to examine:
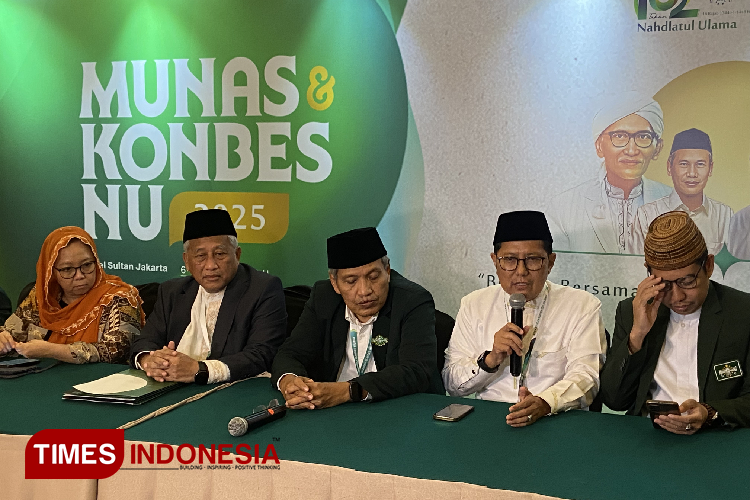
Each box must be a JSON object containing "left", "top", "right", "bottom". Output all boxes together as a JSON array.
[{"left": 350, "top": 329, "right": 373, "bottom": 376}]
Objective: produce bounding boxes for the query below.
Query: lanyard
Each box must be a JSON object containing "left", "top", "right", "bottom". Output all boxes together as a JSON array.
[
  {"left": 350, "top": 328, "right": 373, "bottom": 376},
  {"left": 505, "top": 283, "right": 550, "bottom": 387},
  {"left": 519, "top": 338, "right": 537, "bottom": 388}
]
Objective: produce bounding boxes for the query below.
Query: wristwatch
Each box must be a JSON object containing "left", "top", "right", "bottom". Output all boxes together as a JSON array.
[
  {"left": 194, "top": 361, "right": 209, "bottom": 385},
  {"left": 349, "top": 380, "right": 365, "bottom": 402},
  {"left": 477, "top": 350, "right": 499, "bottom": 373},
  {"left": 700, "top": 403, "right": 723, "bottom": 428}
]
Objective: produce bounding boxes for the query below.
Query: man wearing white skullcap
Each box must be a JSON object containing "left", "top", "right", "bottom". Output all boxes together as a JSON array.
[{"left": 546, "top": 92, "right": 672, "bottom": 253}]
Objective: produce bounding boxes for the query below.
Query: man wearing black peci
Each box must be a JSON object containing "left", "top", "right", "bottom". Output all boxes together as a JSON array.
[
  {"left": 443, "top": 211, "right": 606, "bottom": 427},
  {"left": 131, "top": 209, "right": 287, "bottom": 384},
  {"left": 271, "top": 227, "right": 441, "bottom": 409}
]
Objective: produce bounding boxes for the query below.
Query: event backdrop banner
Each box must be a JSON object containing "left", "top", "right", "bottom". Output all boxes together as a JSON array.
[
  {"left": 4, "top": 0, "right": 750, "bottom": 333},
  {"left": 397, "top": 0, "right": 750, "bottom": 328},
  {"left": 0, "top": 0, "right": 415, "bottom": 300}
]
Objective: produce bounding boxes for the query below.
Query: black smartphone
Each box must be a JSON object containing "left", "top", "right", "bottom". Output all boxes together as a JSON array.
[
  {"left": 433, "top": 403, "right": 474, "bottom": 422},
  {"left": 0, "top": 357, "right": 40, "bottom": 367},
  {"left": 646, "top": 399, "right": 680, "bottom": 429}
]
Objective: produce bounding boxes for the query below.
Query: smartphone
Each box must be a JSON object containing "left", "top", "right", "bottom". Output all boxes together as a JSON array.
[
  {"left": 646, "top": 399, "right": 680, "bottom": 429},
  {"left": 433, "top": 403, "right": 474, "bottom": 422},
  {"left": 0, "top": 357, "right": 40, "bottom": 367}
]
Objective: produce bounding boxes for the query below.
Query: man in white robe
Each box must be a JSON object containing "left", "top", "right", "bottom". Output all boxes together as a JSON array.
[
  {"left": 547, "top": 92, "right": 671, "bottom": 253},
  {"left": 443, "top": 211, "right": 606, "bottom": 427}
]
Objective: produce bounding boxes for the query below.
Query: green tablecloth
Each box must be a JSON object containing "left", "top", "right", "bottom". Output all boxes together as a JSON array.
[{"left": 2, "top": 363, "right": 749, "bottom": 500}]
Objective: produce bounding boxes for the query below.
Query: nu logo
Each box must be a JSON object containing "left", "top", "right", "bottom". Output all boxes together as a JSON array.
[{"left": 634, "top": 0, "right": 699, "bottom": 20}]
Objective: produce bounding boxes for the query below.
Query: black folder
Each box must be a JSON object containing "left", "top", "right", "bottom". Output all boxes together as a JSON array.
[{"left": 63, "top": 369, "right": 179, "bottom": 405}]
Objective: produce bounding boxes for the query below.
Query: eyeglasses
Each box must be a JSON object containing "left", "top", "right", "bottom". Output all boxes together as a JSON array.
[
  {"left": 496, "top": 255, "right": 546, "bottom": 272},
  {"left": 608, "top": 130, "right": 656, "bottom": 148},
  {"left": 55, "top": 261, "right": 97, "bottom": 279},
  {"left": 648, "top": 259, "right": 706, "bottom": 292}
]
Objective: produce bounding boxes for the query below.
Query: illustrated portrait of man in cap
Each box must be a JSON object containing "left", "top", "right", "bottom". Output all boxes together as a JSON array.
[
  {"left": 443, "top": 211, "right": 606, "bottom": 427},
  {"left": 547, "top": 92, "right": 671, "bottom": 253},
  {"left": 601, "top": 212, "right": 750, "bottom": 432},
  {"left": 271, "top": 227, "right": 442, "bottom": 409},
  {"left": 629, "top": 128, "right": 733, "bottom": 256},
  {"left": 131, "top": 209, "right": 287, "bottom": 384}
]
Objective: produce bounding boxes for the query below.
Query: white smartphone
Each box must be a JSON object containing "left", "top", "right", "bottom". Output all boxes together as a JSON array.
[{"left": 433, "top": 403, "right": 475, "bottom": 422}]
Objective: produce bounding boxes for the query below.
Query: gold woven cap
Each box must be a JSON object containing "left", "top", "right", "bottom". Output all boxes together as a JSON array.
[{"left": 644, "top": 211, "right": 707, "bottom": 271}]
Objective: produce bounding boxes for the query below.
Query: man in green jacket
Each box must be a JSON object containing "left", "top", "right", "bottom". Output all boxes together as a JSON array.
[
  {"left": 601, "top": 211, "right": 750, "bottom": 431},
  {"left": 271, "top": 227, "right": 441, "bottom": 409}
]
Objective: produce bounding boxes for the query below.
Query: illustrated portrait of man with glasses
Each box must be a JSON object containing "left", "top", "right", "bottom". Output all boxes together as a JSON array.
[
  {"left": 601, "top": 211, "right": 750, "bottom": 432},
  {"left": 629, "top": 128, "right": 733, "bottom": 256},
  {"left": 547, "top": 92, "right": 672, "bottom": 253},
  {"left": 443, "top": 211, "right": 606, "bottom": 427}
]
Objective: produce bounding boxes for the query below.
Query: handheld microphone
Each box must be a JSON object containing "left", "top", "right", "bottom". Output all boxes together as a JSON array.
[
  {"left": 228, "top": 404, "right": 287, "bottom": 437},
  {"left": 508, "top": 293, "right": 526, "bottom": 377}
]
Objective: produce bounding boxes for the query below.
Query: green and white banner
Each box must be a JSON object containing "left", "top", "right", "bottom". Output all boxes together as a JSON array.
[
  {"left": 397, "top": 0, "right": 750, "bottom": 326},
  {"left": 0, "top": 0, "right": 419, "bottom": 299},
  {"left": 4, "top": 0, "right": 750, "bottom": 330}
]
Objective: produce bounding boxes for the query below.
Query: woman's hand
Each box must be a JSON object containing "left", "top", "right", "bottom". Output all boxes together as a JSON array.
[
  {"left": 0, "top": 330, "right": 16, "bottom": 354},
  {"left": 14, "top": 340, "right": 69, "bottom": 360}
]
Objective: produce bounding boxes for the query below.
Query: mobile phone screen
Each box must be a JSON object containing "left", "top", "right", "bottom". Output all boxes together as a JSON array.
[
  {"left": 646, "top": 399, "right": 680, "bottom": 428},
  {"left": 433, "top": 403, "right": 474, "bottom": 421}
]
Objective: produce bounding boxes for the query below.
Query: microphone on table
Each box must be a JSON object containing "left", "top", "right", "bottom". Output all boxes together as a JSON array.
[
  {"left": 508, "top": 293, "right": 526, "bottom": 384},
  {"left": 228, "top": 402, "right": 287, "bottom": 437}
]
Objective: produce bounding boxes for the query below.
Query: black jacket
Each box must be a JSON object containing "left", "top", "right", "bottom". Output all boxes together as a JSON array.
[
  {"left": 271, "top": 271, "right": 442, "bottom": 401},
  {"left": 600, "top": 281, "right": 750, "bottom": 428},
  {"left": 130, "top": 264, "right": 287, "bottom": 381}
]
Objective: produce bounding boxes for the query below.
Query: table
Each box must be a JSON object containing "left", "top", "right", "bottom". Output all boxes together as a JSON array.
[{"left": 2, "top": 363, "right": 749, "bottom": 500}]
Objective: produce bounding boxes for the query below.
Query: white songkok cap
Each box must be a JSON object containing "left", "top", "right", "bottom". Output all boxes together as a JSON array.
[{"left": 591, "top": 91, "right": 664, "bottom": 144}]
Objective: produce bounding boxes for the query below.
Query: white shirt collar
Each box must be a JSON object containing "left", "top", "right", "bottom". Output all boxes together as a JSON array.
[
  {"left": 669, "top": 307, "right": 702, "bottom": 323},
  {"left": 345, "top": 305, "right": 378, "bottom": 327},
  {"left": 668, "top": 190, "right": 708, "bottom": 214},
  {"left": 604, "top": 172, "right": 643, "bottom": 200},
  {"left": 502, "top": 281, "right": 550, "bottom": 309},
  {"left": 199, "top": 285, "right": 226, "bottom": 301}
]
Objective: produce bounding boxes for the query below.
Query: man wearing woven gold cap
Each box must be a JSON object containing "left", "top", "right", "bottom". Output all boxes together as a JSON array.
[{"left": 601, "top": 211, "right": 750, "bottom": 431}]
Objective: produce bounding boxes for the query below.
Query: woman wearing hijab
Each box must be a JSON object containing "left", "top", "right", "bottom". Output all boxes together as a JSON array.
[{"left": 0, "top": 227, "right": 144, "bottom": 363}]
